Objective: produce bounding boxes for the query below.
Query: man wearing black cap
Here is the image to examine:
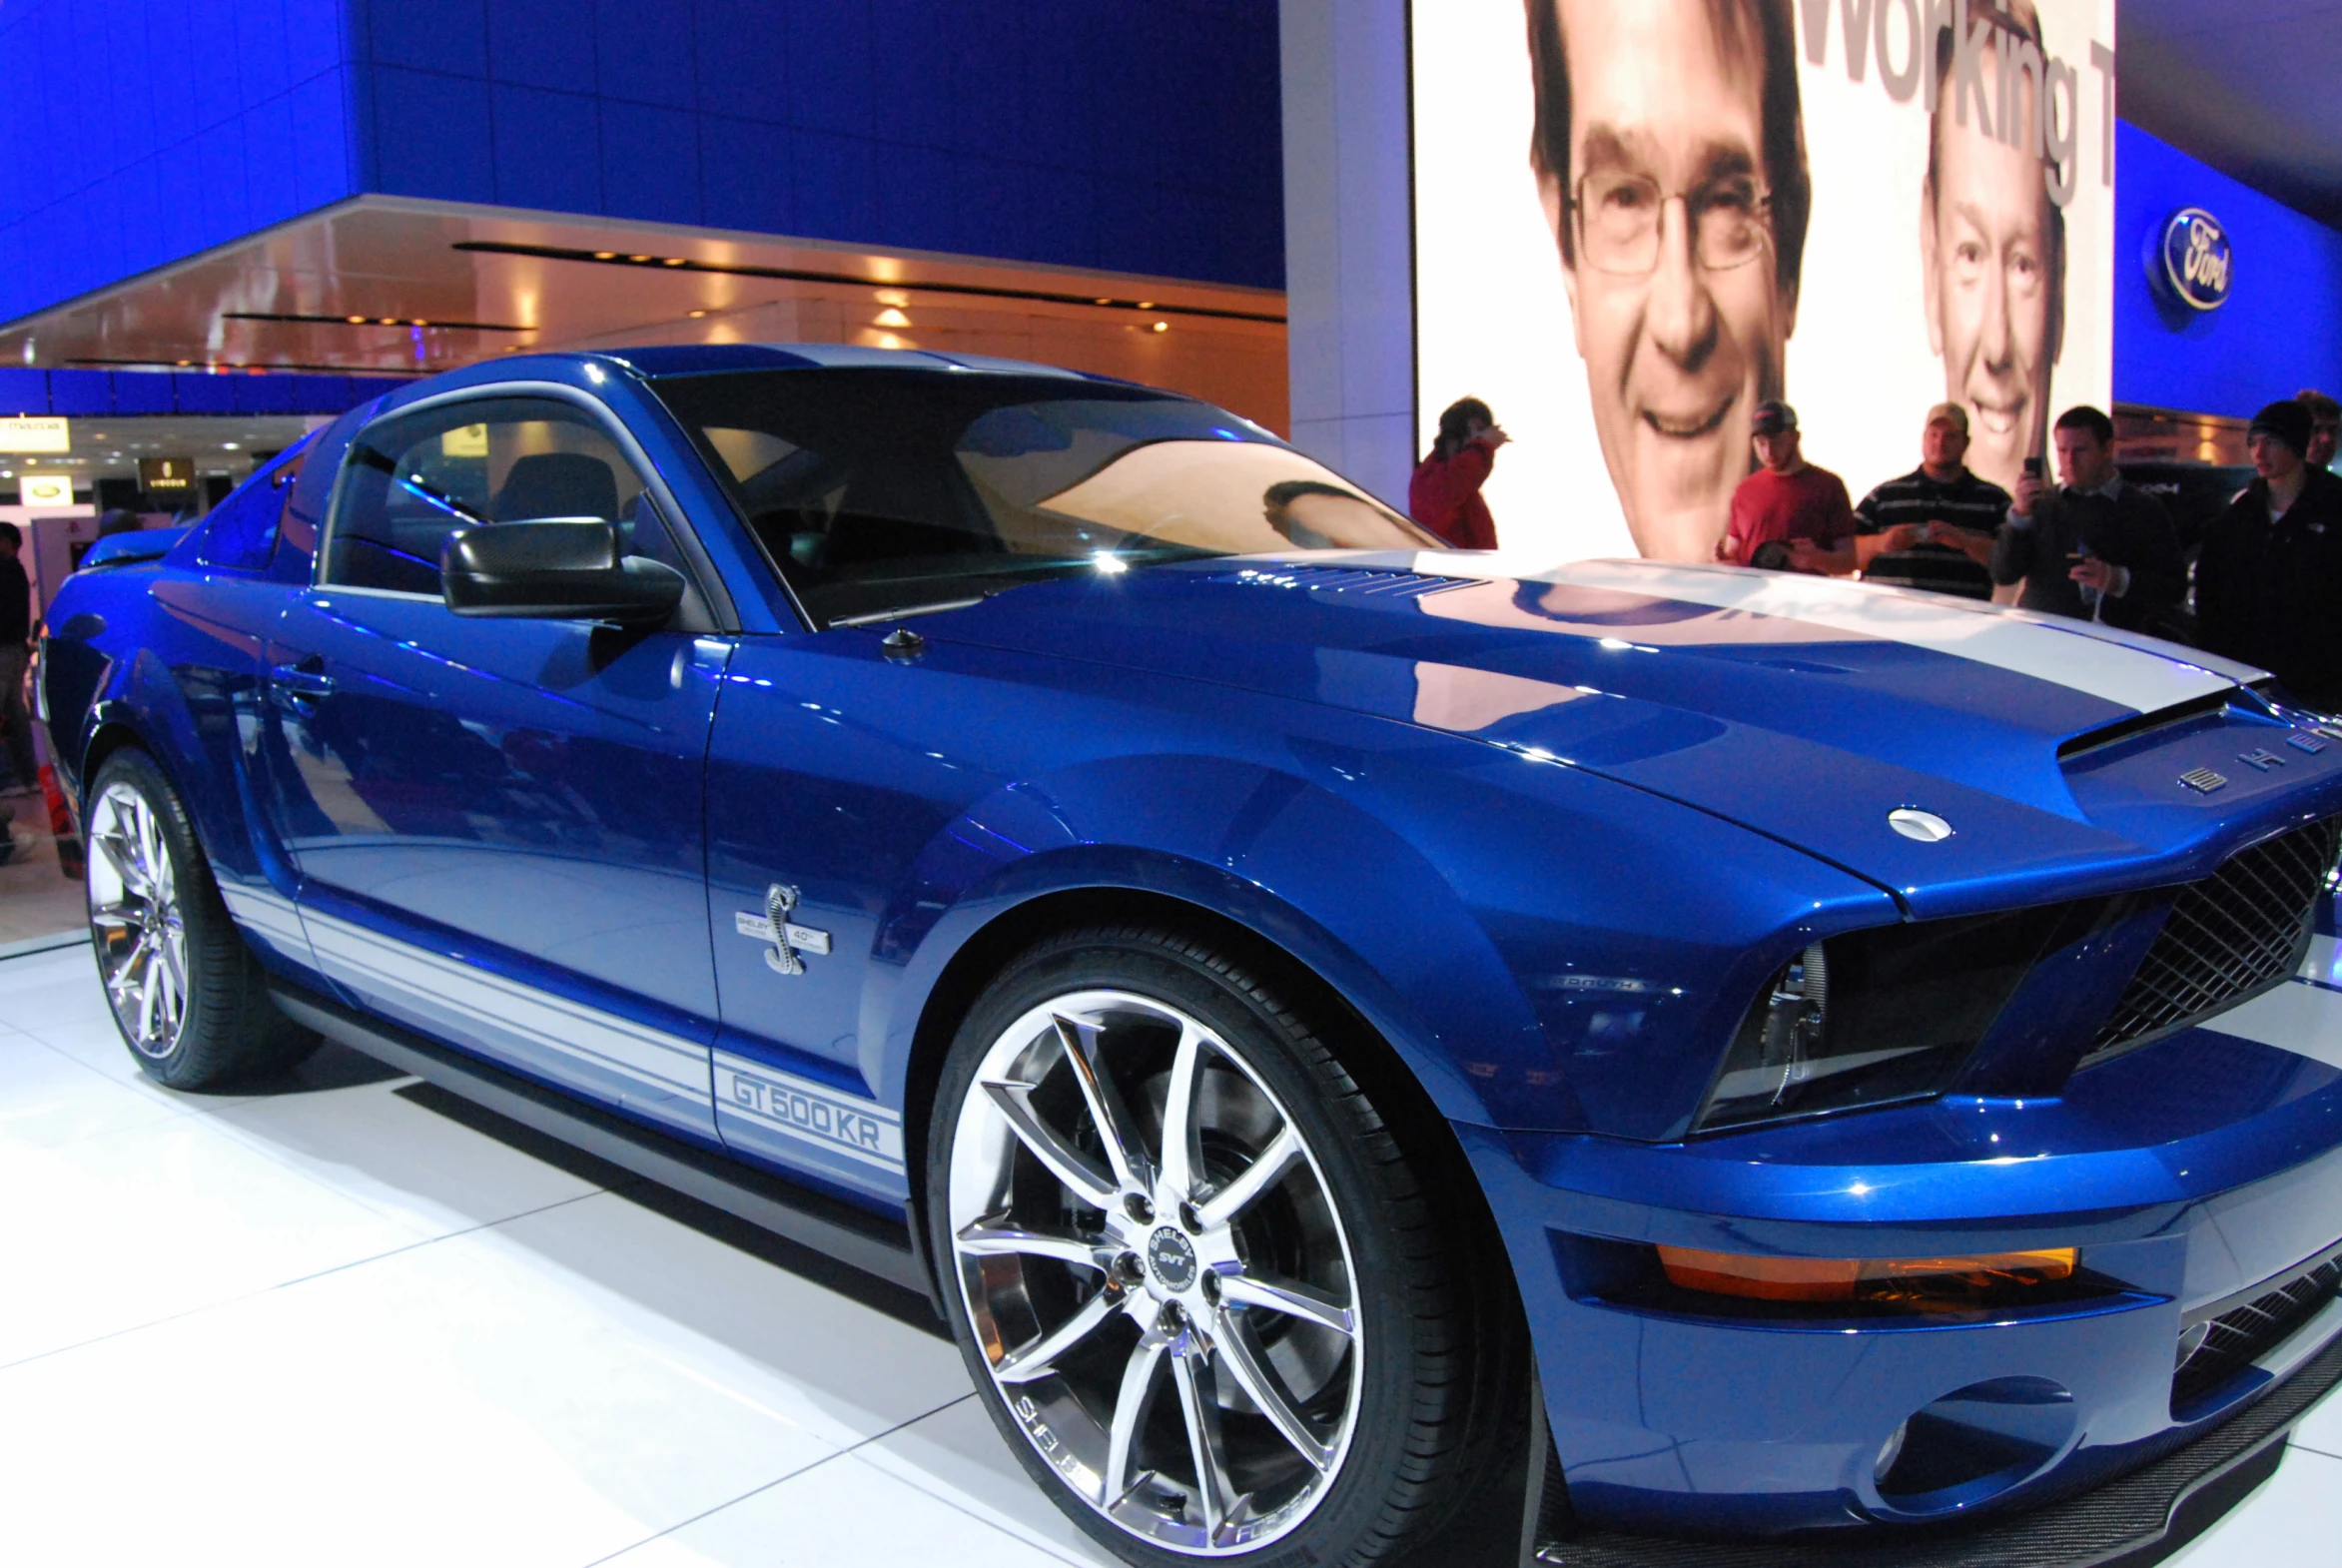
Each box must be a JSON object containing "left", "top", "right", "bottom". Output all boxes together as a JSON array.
[
  {"left": 2195, "top": 399, "right": 2342, "bottom": 712},
  {"left": 1717, "top": 400, "right": 1855, "bottom": 572},
  {"left": 1990, "top": 405, "right": 2184, "bottom": 634}
]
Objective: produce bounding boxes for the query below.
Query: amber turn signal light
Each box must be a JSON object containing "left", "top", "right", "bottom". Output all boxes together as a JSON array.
[{"left": 1657, "top": 1245, "right": 2077, "bottom": 1305}]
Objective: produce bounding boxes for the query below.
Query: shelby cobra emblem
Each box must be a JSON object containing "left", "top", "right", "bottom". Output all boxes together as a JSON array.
[{"left": 734, "top": 884, "right": 833, "bottom": 975}]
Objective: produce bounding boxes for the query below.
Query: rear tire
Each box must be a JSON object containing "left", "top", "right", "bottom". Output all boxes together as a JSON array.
[
  {"left": 84, "top": 748, "right": 317, "bottom": 1089},
  {"left": 927, "top": 923, "right": 1505, "bottom": 1567}
]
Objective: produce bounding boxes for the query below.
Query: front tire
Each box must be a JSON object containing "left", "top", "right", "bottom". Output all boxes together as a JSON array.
[
  {"left": 929, "top": 925, "right": 1496, "bottom": 1567},
  {"left": 85, "top": 748, "right": 316, "bottom": 1088}
]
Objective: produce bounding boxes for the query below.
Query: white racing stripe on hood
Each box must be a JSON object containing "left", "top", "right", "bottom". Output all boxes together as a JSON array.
[{"left": 1378, "top": 553, "right": 2254, "bottom": 717}]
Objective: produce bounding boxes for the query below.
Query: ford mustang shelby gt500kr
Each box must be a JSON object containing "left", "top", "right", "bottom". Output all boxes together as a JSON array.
[{"left": 35, "top": 346, "right": 2342, "bottom": 1567}]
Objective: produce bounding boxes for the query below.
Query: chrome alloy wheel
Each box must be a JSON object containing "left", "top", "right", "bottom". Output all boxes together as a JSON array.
[
  {"left": 948, "top": 990, "right": 1363, "bottom": 1556},
  {"left": 86, "top": 781, "right": 191, "bottom": 1059}
]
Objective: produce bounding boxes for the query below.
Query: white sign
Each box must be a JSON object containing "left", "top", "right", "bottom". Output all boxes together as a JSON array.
[
  {"left": 1412, "top": 0, "right": 2117, "bottom": 563},
  {"left": 0, "top": 416, "right": 69, "bottom": 454},
  {"left": 19, "top": 473, "right": 76, "bottom": 507}
]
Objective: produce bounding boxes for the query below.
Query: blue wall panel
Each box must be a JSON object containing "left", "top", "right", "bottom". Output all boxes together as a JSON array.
[
  {"left": 0, "top": 0, "right": 358, "bottom": 325},
  {"left": 2115, "top": 122, "right": 2342, "bottom": 419},
  {"left": 0, "top": 0, "right": 1281, "bottom": 333}
]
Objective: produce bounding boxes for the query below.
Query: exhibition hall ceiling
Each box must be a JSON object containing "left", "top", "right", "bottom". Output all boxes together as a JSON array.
[
  {"left": 0, "top": 196, "right": 1291, "bottom": 432},
  {"left": 2121, "top": 0, "right": 2342, "bottom": 230}
]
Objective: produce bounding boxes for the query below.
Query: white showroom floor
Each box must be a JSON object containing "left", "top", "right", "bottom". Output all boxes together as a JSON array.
[{"left": 0, "top": 937, "right": 2338, "bottom": 1568}]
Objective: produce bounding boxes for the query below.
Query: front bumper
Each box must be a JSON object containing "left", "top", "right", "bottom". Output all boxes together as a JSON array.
[{"left": 1468, "top": 1018, "right": 2342, "bottom": 1539}]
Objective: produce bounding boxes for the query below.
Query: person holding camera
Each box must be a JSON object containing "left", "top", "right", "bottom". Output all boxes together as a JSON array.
[
  {"left": 1988, "top": 405, "right": 2182, "bottom": 633},
  {"left": 1717, "top": 400, "right": 1855, "bottom": 573}
]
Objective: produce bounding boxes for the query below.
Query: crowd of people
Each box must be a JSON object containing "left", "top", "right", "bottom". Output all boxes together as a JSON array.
[{"left": 1409, "top": 391, "right": 2342, "bottom": 715}]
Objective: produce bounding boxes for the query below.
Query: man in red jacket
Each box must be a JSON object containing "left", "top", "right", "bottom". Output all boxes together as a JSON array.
[
  {"left": 1717, "top": 399, "right": 1854, "bottom": 570},
  {"left": 1410, "top": 397, "right": 1509, "bottom": 549}
]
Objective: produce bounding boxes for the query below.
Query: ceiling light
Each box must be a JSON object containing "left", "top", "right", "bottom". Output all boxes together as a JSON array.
[
  {"left": 347, "top": 315, "right": 368, "bottom": 324},
  {"left": 593, "top": 251, "right": 617, "bottom": 260},
  {"left": 222, "top": 442, "right": 240, "bottom": 450},
  {"left": 629, "top": 255, "right": 651, "bottom": 264},
  {"left": 1137, "top": 302, "right": 1155, "bottom": 310},
  {"left": 1152, "top": 321, "right": 1169, "bottom": 333},
  {"left": 661, "top": 257, "right": 687, "bottom": 267},
  {"left": 687, "top": 309, "right": 708, "bottom": 319},
  {"left": 875, "top": 308, "right": 912, "bottom": 328},
  {"left": 1094, "top": 297, "right": 1113, "bottom": 306}
]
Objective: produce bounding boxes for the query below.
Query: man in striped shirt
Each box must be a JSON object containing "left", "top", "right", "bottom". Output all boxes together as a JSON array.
[{"left": 1829, "top": 404, "right": 2012, "bottom": 599}]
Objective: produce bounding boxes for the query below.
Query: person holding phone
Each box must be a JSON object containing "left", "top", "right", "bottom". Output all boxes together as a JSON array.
[
  {"left": 1988, "top": 405, "right": 2184, "bottom": 633},
  {"left": 1813, "top": 403, "right": 2010, "bottom": 597}
]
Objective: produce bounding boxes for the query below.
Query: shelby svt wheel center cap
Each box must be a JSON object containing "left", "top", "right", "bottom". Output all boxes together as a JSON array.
[
  {"left": 949, "top": 989, "right": 1362, "bottom": 1556},
  {"left": 1148, "top": 1227, "right": 1199, "bottom": 1292}
]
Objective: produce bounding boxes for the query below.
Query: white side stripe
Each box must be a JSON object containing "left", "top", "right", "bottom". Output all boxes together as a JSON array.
[
  {"left": 218, "top": 883, "right": 308, "bottom": 949},
  {"left": 303, "top": 907, "right": 711, "bottom": 1107},
  {"left": 1316, "top": 551, "right": 2252, "bottom": 717}
]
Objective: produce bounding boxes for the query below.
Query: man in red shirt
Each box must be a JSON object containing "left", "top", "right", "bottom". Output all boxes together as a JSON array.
[{"left": 1717, "top": 400, "right": 1854, "bottom": 571}]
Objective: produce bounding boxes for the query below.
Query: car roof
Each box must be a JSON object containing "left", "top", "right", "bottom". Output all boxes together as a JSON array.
[{"left": 596, "top": 343, "right": 1105, "bottom": 381}]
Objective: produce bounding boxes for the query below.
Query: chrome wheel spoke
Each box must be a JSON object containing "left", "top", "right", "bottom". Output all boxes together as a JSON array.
[
  {"left": 135, "top": 947, "right": 164, "bottom": 1041},
  {"left": 995, "top": 1287, "right": 1121, "bottom": 1384},
  {"left": 1220, "top": 1272, "right": 1355, "bottom": 1338},
  {"left": 1104, "top": 1330, "right": 1171, "bottom": 1506},
  {"left": 1171, "top": 1345, "right": 1236, "bottom": 1541},
  {"left": 93, "top": 828, "right": 147, "bottom": 899},
  {"left": 90, "top": 902, "right": 142, "bottom": 931},
  {"left": 1213, "top": 1310, "right": 1336, "bottom": 1473},
  {"left": 1157, "top": 1021, "right": 1206, "bottom": 1201},
  {"left": 980, "top": 1080, "right": 1119, "bottom": 1211},
  {"left": 1196, "top": 1123, "right": 1303, "bottom": 1230},
  {"left": 956, "top": 1217, "right": 1109, "bottom": 1271},
  {"left": 1055, "top": 1013, "right": 1151, "bottom": 1196}
]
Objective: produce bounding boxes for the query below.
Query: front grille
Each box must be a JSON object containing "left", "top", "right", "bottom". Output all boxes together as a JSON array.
[
  {"left": 2172, "top": 1251, "right": 2342, "bottom": 1414},
  {"left": 2088, "top": 816, "right": 2341, "bottom": 1061}
]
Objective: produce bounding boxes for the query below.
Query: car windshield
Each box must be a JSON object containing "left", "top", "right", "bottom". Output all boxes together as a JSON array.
[{"left": 649, "top": 368, "right": 1436, "bottom": 626}]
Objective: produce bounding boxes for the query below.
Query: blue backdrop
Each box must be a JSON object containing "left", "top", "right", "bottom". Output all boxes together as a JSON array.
[
  {"left": 0, "top": 0, "right": 1284, "bottom": 329},
  {"left": 2115, "top": 122, "right": 2342, "bottom": 419}
]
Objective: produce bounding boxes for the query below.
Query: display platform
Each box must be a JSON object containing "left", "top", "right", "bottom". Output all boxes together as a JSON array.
[{"left": 0, "top": 938, "right": 2335, "bottom": 1567}]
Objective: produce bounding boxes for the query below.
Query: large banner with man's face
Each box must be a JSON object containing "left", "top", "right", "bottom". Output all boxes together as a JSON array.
[{"left": 1412, "top": 0, "right": 2116, "bottom": 562}]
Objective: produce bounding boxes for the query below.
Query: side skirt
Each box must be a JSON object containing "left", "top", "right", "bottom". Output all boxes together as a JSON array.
[{"left": 267, "top": 979, "right": 939, "bottom": 1308}]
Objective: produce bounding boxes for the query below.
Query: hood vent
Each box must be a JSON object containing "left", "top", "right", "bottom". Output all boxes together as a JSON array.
[{"left": 1215, "top": 564, "right": 1469, "bottom": 600}]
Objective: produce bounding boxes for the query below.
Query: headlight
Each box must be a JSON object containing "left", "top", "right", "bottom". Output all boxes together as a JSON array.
[{"left": 1694, "top": 905, "right": 2073, "bottom": 1132}]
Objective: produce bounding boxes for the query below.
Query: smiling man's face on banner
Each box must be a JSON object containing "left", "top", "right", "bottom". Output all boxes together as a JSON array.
[
  {"left": 1922, "top": 10, "right": 2065, "bottom": 496},
  {"left": 1532, "top": 0, "right": 1802, "bottom": 562}
]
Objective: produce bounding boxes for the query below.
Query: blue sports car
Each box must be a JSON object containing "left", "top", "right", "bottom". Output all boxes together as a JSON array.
[{"left": 34, "top": 347, "right": 2342, "bottom": 1567}]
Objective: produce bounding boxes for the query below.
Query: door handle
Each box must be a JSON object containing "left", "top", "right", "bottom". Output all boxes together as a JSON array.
[{"left": 269, "top": 659, "right": 334, "bottom": 712}]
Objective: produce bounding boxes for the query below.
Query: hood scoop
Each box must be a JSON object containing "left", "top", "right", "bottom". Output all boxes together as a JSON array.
[{"left": 1213, "top": 563, "right": 1470, "bottom": 601}]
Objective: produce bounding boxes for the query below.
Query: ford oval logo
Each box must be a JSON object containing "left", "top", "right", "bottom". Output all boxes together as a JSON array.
[{"left": 2158, "top": 208, "right": 2232, "bottom": 312}]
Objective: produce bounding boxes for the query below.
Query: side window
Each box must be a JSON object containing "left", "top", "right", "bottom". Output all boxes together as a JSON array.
[
  {"left": 322, "top": 395, "right": 674, "bottom": 594},
  {"left": 192, "top": 447, "right": 303, "bottom": 572}
]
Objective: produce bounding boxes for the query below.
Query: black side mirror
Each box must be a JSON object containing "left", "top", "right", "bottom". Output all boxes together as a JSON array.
[{"left": 441, "top": 520, "right": 686, "bottom": 626}]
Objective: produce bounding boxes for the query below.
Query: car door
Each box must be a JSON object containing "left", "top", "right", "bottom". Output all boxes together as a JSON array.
[{"left": 259, "top": 389, "right": 734, "bottom": 1140}]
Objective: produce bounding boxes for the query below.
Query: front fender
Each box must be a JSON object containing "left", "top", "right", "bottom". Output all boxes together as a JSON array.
[
  {"left": 870, "top": 743, "right": 1887, "bottom": 1140},
  {"left": 871, "top": 754, "right": 1551, "bottom": 1130}
]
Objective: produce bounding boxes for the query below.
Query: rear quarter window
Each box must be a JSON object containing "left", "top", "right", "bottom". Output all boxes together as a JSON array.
[{"left": 190, "top": 442, "right": 308, "bottom": 572}]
